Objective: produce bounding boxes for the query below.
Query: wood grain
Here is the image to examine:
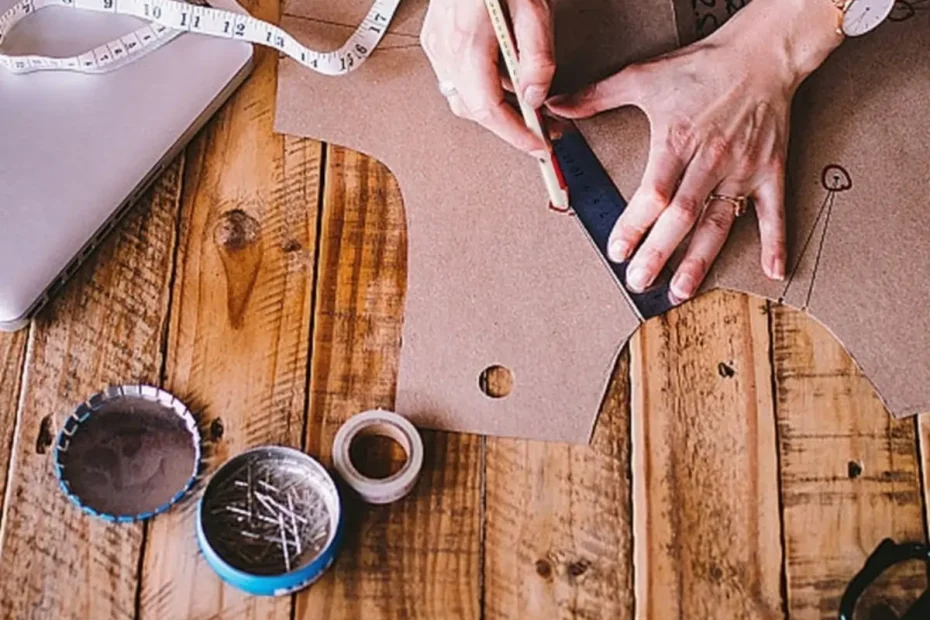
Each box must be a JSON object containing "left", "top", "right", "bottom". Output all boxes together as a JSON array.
[
  {"left": 484, "top": 351, "right": 634, "bottom": 620},
  {"left": 773, "top": 304, "right": 927, "bottom": 619},
  {"left": 631, "top": 290, "right": 783, "bottom": 619},
  {"left": 293, "top": 146, "right": 482, "bottom": 620},
  {"left": 0, "top": 330, "right": 28, "bottom": 532},
  {"left": 136, "top": 23, "right": 321, "bottom": 619},
  {"left": 0, "top": 160, "right": 183, "bottom": 620}
]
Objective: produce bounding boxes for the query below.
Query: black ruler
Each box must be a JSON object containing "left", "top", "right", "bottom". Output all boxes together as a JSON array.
[{"left": 552, "top": 130, "right": 675, "bottom": 320}]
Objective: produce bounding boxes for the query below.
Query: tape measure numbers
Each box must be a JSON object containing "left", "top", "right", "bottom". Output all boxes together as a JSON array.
[{"left": 0, "top": 0, "right": 400, "bottom": 75}]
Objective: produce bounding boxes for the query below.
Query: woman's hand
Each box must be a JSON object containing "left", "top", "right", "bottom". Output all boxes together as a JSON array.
[
  {"left": 547, "top": 0, "right": 844, "bottom": 301},
  {"left": 420, "top": 0, "right": 555, "bottom": 155}
]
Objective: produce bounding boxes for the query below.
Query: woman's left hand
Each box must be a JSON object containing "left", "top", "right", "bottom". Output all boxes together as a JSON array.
[{"left": 547, "top": 0, "right": 844, "bottom": 301}]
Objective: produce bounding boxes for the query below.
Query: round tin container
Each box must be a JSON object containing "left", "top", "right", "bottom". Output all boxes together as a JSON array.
[
  {"left": 53, "top": 384, "right": 202, "bottom": 523},
  {"left": 196, "top": 446, "right": 344, "bottom": 596}
]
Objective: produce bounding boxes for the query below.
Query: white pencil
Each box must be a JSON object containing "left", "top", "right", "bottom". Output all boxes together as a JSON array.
[{"left": 483, "top": 0, "right": 570, "bottom": 211}]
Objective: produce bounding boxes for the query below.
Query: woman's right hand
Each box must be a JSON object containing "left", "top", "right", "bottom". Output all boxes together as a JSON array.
[{"left": 419, "top": 0, "right": 556, "bottom": 156}]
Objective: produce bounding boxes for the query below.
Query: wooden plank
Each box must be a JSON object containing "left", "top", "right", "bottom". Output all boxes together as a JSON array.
[
  {"left": 136, "top": 25, "right": 321, "bottom": 619},
  {"left": 0, "top": 330, "right": 28, "bottom": 531},
  {"left": 293, "top": 146, "right": 483, "bottom": 619},
  {"left": 774, "top": 304, "right": 927, "bottom": 618},
  {"left": 483, "top": 351, "right": 635, "bottom": 619},
  {"left": 0, "top": 160, "right": 183, "bottom": 619},
  {"left": 630, "top": 290, "right": 783, "bottom": 619}
]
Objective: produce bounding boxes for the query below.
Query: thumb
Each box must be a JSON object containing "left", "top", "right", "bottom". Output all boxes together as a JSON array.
[
  {"left": 545, "top": 68, "right": 642, "bottom": 119},
  {"left": 508, "top": 0, "right": 556, "bottom": 109}
]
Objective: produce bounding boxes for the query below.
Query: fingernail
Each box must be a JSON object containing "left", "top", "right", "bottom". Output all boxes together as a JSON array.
[
  {"left": 544, "top": 94, "right": 565, "bottom": 109},
  {"left": 608, "top": 239, "right": 631, "bottom": 262},
  {"left": 671, "top": 272, "right": 697, "bottom": 300},
  {"left": 626, "top": 266, "right": 650, "bottom": 292},
  {"left": 523, "top": 85, "right": 546, "bottom": 109},
  {"left": 772, "top": 257, "right": 786, "bottom": 281},
  {"left": 529, "top": 149, "right": 548, "bottom": 161}
]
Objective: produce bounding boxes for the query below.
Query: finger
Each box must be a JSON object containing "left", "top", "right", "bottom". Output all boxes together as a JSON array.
[
  {"left": 606, "top": 139, "right": 688, "bottom": 263},
  {"left": 754, "top": 172, "right": 787, "bottom": 280},
  {"left": 457, "top": 47, "right": 545, "bottom": 153},
  {"left": 544, "top": 67, "right": 641, "bottom": 119},
  {"left": 669, "top": 189, "right": 741, "bottom": 300},
  {"left": 509, "top": 0, "right": 556, "bottom": 109},
  {"left": 501, "top": 74, "right": 514, "bottom": 93},
  {"left": 624, "top": 153, "right": 723, "bottom": 293}
]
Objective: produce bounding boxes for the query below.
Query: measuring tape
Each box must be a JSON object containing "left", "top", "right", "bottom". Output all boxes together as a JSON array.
[{"left": 0, "top": 0, "right": 400, "bottom": 75}]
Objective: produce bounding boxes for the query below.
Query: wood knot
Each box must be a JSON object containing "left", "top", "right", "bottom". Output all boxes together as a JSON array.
[
  {"left": 213, "top": 209, "right": 263, "bottom": 329},
  {"left": 281, "top": 239, "right": 302, "bottom": 253},
  {"left": 35, "top": 415, "right": 54, "bottom": 454},
  {"left": 567, "top": 559, "right": 590, "bottom": 578},
  {"left": 535, "top": 559, "right": 553, "bottom": 579},
  {"left": 710, "top": 564, "right": 724, "bottom": 581},
  {"left": 717, "top": 361, "right": 735, "bottom": 378},
  {"left": 214, "top": 209, "right": 260, "bottom": 252},
  {"left": 848, "top": 461, "right": 863, "bottom": 479},
  {"left": 210, "top": 418, "right": 225, "bottom": 441}
]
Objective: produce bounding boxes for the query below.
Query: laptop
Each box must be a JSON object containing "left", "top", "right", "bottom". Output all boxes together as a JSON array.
[{"left": 0, "top": 0, "right": 253, "bottom": 331}]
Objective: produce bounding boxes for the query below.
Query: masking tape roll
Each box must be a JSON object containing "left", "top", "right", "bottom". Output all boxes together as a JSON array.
[{"left": 332, "top": 409, "right": 423, "bottom": 505}]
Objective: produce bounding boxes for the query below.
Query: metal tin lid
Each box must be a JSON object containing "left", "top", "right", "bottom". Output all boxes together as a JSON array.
[
  {"left": 196, "top": 446, "right": 344, "bottom": 596},
  {"left": 53, "top": 384, "right": 202, "bottom": 523}
]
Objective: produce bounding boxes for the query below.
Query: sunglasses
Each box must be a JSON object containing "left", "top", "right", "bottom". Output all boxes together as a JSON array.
[{"left": 840, "top": 539, "right": 930, "bottom": 619}]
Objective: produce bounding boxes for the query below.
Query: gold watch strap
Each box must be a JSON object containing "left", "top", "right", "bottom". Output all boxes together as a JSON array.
[{"left": 831, "top": 0, "right": 854, "bottom": 35}]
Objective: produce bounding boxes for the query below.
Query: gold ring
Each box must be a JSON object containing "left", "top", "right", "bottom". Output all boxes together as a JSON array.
[{"left": 706, "top": 193, "right": 750, "bottom": 218}]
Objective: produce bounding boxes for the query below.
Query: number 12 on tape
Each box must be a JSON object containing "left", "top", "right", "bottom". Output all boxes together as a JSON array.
[{"left": 0, "top": 0, "right": 401, "bottom": 75}]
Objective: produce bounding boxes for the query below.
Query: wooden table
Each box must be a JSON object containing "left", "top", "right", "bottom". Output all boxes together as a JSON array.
[{"left": 1, "top": 11, "right": 928, "bottom": 620}]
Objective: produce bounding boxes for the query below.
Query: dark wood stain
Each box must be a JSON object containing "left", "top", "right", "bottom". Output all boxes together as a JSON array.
[
  {"left": 213, "top": 209, "right": 263, "bottom": 329},
  {"left": 34, "top": 415, "right": 54, "bottom": 455}
]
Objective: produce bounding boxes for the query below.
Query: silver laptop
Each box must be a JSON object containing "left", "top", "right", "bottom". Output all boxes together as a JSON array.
[{"left": 0, "top": 0, "right": 253, "bottom": 331}]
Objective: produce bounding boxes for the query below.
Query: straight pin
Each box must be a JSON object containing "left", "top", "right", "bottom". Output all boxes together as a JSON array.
[
  {"left": 288, "top": 491, "right": 302, "bottom": 555},
  {"left": 256, "top": 491, "right": 308, "bottom": 524},
  {"left": 278, "top": 512, "right": 291, "bottom": 572},
  {"left": 247, "top": 463, "right": 253, "bottom": 520}
]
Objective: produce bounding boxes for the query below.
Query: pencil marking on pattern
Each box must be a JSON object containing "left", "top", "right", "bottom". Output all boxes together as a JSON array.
[
  {"left": 821, "top": 165, "right": 852, "bottom": 193},
  {"left": 782, "top": 164, "right": 851, "bottom": 308},
  {"left": 692, "top": 0, "right": 749, "bottom": 38},
  {"left": 280, "top": 13, "right": 420, "bottom": 39}
]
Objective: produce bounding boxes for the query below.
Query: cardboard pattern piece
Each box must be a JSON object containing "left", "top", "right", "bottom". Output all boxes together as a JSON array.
[{"left": 274, "top": 0, "right": 930, "bottom": 442}]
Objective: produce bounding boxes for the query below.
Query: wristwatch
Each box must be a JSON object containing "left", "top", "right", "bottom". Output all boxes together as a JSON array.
[{"left": 834, "top": 0, "right": 896, "bottom": 36}]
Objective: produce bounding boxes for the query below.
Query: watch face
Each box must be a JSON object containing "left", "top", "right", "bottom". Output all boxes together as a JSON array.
[{"left": 842, "top": 0, "right": 897, "bottom": 36}]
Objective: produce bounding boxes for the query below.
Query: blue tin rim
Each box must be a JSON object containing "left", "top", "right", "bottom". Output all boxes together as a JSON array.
[
  {"left": 53, "top": 384, "right": 203, "bottom": 523},
  {"left": 196, "top": 445, "right": 344, "bottom": 596}
]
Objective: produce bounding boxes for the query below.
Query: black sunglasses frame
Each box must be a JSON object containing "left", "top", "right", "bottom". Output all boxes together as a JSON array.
[{"left": 839, "top": 538, "right": 930, "bottom": 620}]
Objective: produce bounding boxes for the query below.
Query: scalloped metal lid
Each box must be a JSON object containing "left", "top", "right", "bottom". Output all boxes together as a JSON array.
[{"left": 54, "top": 385, "right": 202, "bottom": 522}]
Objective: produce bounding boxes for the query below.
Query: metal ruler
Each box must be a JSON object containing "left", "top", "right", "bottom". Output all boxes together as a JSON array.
[
  {"left": 552, "top": 129, "right": 675, "bottom": 320},
  {"left": 0, "top": 0, "right": 399, "bottom": 74}
]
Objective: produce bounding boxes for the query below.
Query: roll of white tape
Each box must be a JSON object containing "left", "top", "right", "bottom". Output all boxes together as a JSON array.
[{"left": 332, "top": 409, "right": 423, "bottom": 505}]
